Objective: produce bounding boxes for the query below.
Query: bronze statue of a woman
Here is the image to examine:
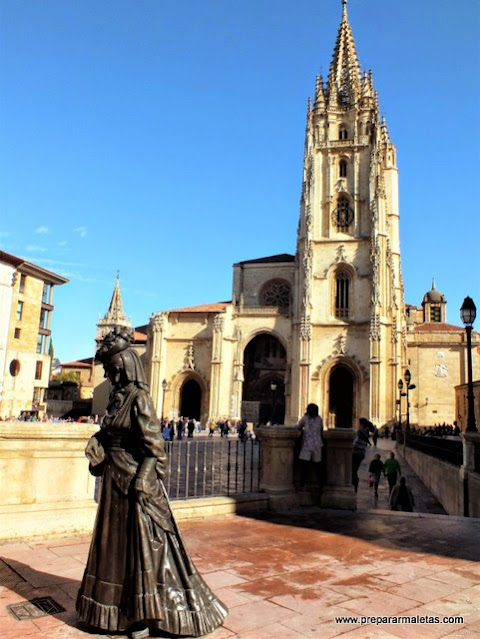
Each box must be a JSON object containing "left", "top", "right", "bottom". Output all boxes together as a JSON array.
[{"left": 76, "top": 327, "right": 227, "bottom": 638}]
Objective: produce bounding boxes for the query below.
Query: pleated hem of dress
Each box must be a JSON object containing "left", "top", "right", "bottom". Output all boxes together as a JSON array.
[
  {"left": 76, "top": 595, "right": 122, "bottom": 631},
  {"left": 76, "top": 593, "right": 227, "bottom": 636},
  {"left": 153, "top": 597, "right": 228, "bottom": 638}
]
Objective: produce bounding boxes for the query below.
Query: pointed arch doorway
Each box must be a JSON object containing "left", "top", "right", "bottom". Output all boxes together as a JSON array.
[
  {"left": 242, "top": 334, "right": 286, "bottom": 424},
  {"left": 180, "top": 378, "right": 201, "bottom": 420},
  {"left": 329, "top": 364, "right": 354, "bottom": 428}
]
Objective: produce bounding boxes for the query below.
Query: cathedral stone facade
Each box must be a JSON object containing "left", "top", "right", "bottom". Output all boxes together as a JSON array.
[
  {"left": 94, "top": 2, "right": 479, "bottom": 429},
  {"left": 148, "top": 3, "right": 404, "bottom": 429}
]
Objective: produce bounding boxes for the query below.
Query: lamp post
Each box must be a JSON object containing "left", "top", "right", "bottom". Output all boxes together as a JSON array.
[
  {"left": 404, "top": 369, "right": 416, "bottom": 431},
  {"left": 161, "top": 379, "right": 167, "bottom": 420},
  {"left": 270, "top": 381, "right": 277, "bottom": 424},
  {"left": 397, "top": 379, "right": 404, "bottom": 427},
  {"left": 460, "top": 296, "right": 477, "bottom": 432}
]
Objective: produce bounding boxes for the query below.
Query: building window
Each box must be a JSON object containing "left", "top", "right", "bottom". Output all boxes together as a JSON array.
[
  {"left": 339, "top": 160, "right": 347, "bottom": 177},
  {"left": 39, "top": 308, "right": 50, "bottom": 329},
  {"left": 333, "top": 196, "right": 354, "bottom": 231},
  {"left": 19, "top": 274, "right": 26, "bottom": 293},
  {"left": 35, "top": 361, "right": 43, "bottom": 380},
  {"left": 33, "top": 387, "right": 43, "bottom": 406},
  {"left": 36, "top": 333, "right": 49, "bottom": 354},
  {"left": 9, "top": 359, "right": 20, "bottom": 377},
  {"left": 430, "top": 306, "right": 441, "bottom": 323},
  {"left": 14, "top": 327, "right": 21, "bottom": 339},
  {"left": 335, "top": 271, "right": 350, "bottom": 319},
  {"left": 42, "top": 283, "right": 52, "bottom": 305},
  {"left": 260, "top": 279, "right": 291, "bottom": 307},
  {"left": 16, "top": 301, "right": 24, "bottom": 321},
  {"left": 339, "top": 127, "right": 348, "bottom": 140}
]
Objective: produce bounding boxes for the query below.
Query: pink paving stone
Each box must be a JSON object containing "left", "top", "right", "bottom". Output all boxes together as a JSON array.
[
  {"left": 340, "top": 591, "right": 421, "bottom": 616},
  {"left": 454, "top": 564, "right": 480, "bottom": 578},
  {"left": 335, "top": 627, "right": 401, "bottom": 639},
  {"left": 379, "top": 619, "right": 465, "bottom": 639},
  {"left": 48, "top": 543, "right": 90, "bottom": 558},
  {"left": 388, "top": 577, "right": 466, "bottom": 605},
  {"left": 221, "top": 598, "right": 299, "bottom": 633},
  {"left": 428, "top": 569, "right": 480, "bottom": 590},
  {"left": 367, "top": 561, "right": 443, "bottom": 585},
  {"left": 444, "top": 584, "right": 480, "bottom": 609},
  {"left": 212, "top": 586, "right": 257, "bottom": 608},
  {"left": 226, "top": 620, "right": 308, "bottom": 638},
  {"left": 270, "top": 586, "right": 350, "bottom": 614},
  {"left": 233, "top": 574, "right": 305, "bottom": 600},
  {"left": 280, "top": 604, "right": 362, "bottom": 638},
  {"left": 201, "top": 569, "right": 248, "bottom": 590}
]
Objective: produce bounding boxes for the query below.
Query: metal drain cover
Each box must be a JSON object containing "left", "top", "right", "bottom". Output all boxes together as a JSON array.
[{"left": 7, "top": 597, "right": 65, "bottom": 621}]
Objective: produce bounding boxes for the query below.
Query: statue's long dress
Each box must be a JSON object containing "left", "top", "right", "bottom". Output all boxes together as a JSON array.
[{"left": 76, "top": 385, "right": 227, "bottom": 636}]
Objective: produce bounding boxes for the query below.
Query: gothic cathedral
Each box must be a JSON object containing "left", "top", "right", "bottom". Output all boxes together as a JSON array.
[{"left": 93, "top": 2, "right": 479, "bottom": 429}]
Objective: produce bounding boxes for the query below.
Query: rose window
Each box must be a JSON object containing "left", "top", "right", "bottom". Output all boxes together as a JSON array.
[{"left": 261, "top": 280, "right": 291, "bottom": 307}]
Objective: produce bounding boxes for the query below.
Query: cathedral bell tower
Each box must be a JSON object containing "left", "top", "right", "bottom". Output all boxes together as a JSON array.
[{"left": 290, "top": 0, "right": 405, "bottom": 427}]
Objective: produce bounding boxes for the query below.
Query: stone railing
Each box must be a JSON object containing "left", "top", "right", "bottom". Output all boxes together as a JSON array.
[
  {"left": 399, "top": 431, "right": 480, "bottom": 517},
  {"left": 236, "top": 305, "right": 290, "bottom": 316},
  {"left": 255, "top": 425, "right": 356, "bottom": 511}
]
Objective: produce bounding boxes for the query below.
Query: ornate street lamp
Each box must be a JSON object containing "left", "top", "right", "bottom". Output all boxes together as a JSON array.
[
  {"left": 404, "top": 369, "right": 416, "bottom": 431},
  {"left": 161, "top": 379, "right": 168, "bottom": 420},
  {"left": 397, "top": 379, "right": 404, "bottom": 427},
  {"left": 460, "top": 296, "right": 477, "bottom": 432}
]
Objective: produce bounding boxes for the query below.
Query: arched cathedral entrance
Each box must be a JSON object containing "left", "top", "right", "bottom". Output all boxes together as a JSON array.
[
  {"left": 242, "top": 334, "right": 286, "bottom": 424},
  {"left": 329, "top": 364, "right": 354, "bottom": 429},
  {"left": 180, "top": 378, "right": 201, "bottom": 420}
]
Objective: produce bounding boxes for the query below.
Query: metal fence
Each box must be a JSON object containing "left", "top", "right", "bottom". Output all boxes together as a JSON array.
[
  {"left": 163, "top": 438, "right": 261, "bottom": 500},
  {"left": 405, "top": 433, "right": 463, "bottom": 467}
]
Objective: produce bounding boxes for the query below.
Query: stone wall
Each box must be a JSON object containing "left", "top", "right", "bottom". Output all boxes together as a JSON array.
[
  {"left": 401, "top": 445, "right": 463, "bottom": 515},
  {"left": 0, "top": 422, "right": 268, "bottom": 542}
]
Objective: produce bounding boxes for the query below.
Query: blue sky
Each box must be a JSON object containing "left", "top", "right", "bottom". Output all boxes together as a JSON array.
[{"left": 1, "top": 0, "right": 479, "bottom": 363}]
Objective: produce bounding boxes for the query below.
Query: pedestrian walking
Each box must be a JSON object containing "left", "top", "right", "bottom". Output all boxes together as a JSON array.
[
  {"left": 368, "top": 453, "right": 384, "bottom": 498},
  {"left": 383, "top": 451, "right": 401, "bottom": 494},
  {"left": 390, "top": 476, "right": 415, "bottom": 511}
]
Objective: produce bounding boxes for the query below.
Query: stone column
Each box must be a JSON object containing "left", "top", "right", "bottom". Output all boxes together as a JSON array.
[
  {"left": 321, "top": 428, "right": 356, "bottom": 510},
  {"left": 255, "top": 426, "right": 301, "bottom": 511},
  {"left": 461, "top": 432, "right": 480, "bottom": 517}
]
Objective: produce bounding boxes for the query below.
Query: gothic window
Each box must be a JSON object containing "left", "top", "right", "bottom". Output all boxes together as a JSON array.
[
  {"left": 260, "top": 279, "right": 291, "bottom": 307},
  {"left": 335, "top": 271, "right": 350, "bottom": 319},
  {"left": 339, "top": 127, "right": 348, "bottom": 140},
  {"left": 333, "top": 196, "right": 354, "bottom": 232},
  {"left": 339, "top": 160, "right": 347, "bottom": 177}
]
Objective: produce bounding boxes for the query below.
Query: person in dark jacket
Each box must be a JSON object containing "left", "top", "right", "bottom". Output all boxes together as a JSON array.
[
  {"left": 390, "top": 476, "right": 415, "bottom": 512},
  {"left": 368, "top": 453, "right": 384, "bottom": 498}
]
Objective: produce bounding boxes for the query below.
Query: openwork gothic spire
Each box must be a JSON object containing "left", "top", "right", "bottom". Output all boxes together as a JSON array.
[
  {"left": 327, "top": 0, "right": 361, "bottom": 108},
  {"left": 104, "top": 274, "right": 128, "bottom": 324}
]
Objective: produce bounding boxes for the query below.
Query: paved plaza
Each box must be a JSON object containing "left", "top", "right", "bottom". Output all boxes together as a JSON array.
[{"left": 1, "top": 438, "right": 479, "bottom": 639}]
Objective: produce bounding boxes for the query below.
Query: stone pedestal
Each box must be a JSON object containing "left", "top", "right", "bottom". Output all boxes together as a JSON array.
[
  {"left": 461, "top": 431, "right": 480, "bottom": 517},
  {"left": 321, "top": 428, "right": 356, "bottom": 510},
  {"left": 255, "top": 425, "right": 301, "bottom": 511}
]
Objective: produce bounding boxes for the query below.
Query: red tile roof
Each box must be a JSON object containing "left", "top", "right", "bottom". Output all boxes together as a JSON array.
[
  {"left": 168, "top": 301, "right": 231, "bottom": 313},
  {"left": 413, "top": 322, "right": 464, "bottom": 332},
  {"left": 61, "top": 359, "right": 93, "bottom": 368}
]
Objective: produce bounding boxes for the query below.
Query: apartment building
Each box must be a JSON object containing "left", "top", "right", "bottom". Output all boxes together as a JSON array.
[{"left": 0, "top": 250, "right": 68, "bottom": 419}]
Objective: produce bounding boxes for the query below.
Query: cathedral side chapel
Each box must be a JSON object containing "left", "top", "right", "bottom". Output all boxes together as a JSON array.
[{"left": 93, "top": 2, "right": 480, "bottom": 429}]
